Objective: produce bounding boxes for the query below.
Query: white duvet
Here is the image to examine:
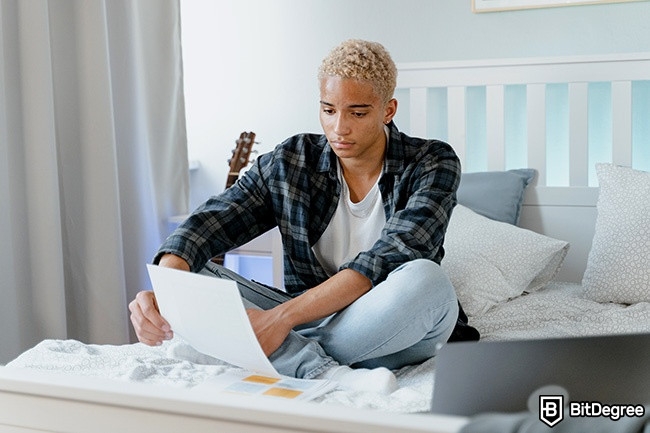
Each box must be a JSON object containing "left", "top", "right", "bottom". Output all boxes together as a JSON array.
[{"left": 7, "top": 282, "right": 650, "bottom": 414}]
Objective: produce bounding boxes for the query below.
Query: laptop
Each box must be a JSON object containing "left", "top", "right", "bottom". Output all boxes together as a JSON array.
[{"left": 430, "top": 333, "right": 650, "bottom": 416}]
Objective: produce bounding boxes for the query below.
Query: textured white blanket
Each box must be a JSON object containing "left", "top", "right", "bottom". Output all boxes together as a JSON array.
[
  {"left": 7, "top": 282, "right": 650, "bottom": 414},
  {"left": 8, "top": 337, "right": 437, "bottom": 413}
]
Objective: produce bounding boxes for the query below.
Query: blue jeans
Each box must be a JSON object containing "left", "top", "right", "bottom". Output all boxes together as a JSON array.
[{"left": 201, "top": 259, "right": 458, "bottom": 379}]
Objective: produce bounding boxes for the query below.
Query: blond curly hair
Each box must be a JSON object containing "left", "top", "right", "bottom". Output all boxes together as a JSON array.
[{"left": 318, "top": 39, "right": 397, "bottom": 103}]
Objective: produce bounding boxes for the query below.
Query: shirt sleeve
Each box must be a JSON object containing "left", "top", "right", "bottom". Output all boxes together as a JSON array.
[{"left": 154, "top": 153, "right": 276, "bottom": 272}]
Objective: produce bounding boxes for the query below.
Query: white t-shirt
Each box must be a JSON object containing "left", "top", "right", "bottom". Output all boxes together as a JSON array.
[{"left": 312, "top": 161, "right": 387, "bottom": 276}]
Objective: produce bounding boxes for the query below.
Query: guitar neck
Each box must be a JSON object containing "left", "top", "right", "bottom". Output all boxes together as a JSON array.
[
  {"left": 225, "top": 172, "right": 241, "bottom": 189},
  {"left": 225, "top": 131, "right": 256, "bottom": 189}
]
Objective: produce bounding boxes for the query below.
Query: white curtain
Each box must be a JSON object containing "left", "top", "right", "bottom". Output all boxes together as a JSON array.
[{"left": 0, "top": 0, "right": 188, "bottom": 364}]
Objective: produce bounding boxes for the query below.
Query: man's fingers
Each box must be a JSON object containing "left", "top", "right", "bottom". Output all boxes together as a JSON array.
[
  {"left": 135, "top": 291, "right": 171, "bottom": 331},
  {"left": 129, "top": 291, "right": 173, "bottom": 345}
]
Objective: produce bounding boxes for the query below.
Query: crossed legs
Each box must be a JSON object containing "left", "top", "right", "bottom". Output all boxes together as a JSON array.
[{"left": 201, "top": 258, "right": 458, "bottom": 378}]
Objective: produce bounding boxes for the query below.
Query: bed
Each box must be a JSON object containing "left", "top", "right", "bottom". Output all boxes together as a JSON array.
[{"left": 2, "top": 52, "right": 649, "bottom": 433}]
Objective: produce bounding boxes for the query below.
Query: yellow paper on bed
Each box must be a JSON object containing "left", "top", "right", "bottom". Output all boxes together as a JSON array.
[{"left": 146, "top": 264, "right": 280, "bottom": 378}]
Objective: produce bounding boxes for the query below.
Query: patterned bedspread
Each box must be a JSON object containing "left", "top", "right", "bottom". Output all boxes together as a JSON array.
[{"left": 473, "top": 282, "right": 650, "bottom": 341}]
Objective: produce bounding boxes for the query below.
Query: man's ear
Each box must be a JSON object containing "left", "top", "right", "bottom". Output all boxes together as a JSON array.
[{"left": 384, "top": 98, "right": 398, "bottom": 124}]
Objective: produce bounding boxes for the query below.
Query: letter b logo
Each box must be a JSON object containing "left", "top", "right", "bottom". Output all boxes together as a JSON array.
[{"left": 539, "top": 395, "right": 564, "bottom": 427}]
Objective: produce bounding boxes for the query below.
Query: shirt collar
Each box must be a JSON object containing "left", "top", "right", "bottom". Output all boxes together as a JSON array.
[
  {"left": 316, "top": 135, "right": 334, "bottom": 174},
  {"left": 383, "top": 121, "right": 405, "bottom": 175}
]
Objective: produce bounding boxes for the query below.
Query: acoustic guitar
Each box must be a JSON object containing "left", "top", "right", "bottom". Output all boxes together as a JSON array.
[
  {"left": 212, "top": 131, "right": 256, "bottom": 265},
  {"left": 226, "top": 131, "right": 256, "bottom": 189}
]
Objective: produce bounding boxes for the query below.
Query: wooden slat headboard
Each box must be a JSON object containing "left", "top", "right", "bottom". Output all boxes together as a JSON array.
[
  {"left": 396, "top": 53, "right": 650, "bottom": 179},
  {"left": 395, "top": 53, "right": 650, "bottom": 282}
]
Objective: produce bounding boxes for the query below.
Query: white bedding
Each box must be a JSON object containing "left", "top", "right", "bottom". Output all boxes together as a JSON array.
[
  {"left": 7, "top": 282, "right": 650, "bottom": 414},
  {"left": 473, "top": 282, "right": 650, "bottom": 341}
]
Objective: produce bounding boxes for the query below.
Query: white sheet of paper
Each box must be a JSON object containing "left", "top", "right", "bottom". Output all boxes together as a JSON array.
[{"left": 146, "top": 264, "right": 279, "bottom": 378}]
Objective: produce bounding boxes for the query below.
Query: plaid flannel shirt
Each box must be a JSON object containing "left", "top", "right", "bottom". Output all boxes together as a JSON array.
[{"left": 156, "top": 122, "right": 461, "bottom": 295}]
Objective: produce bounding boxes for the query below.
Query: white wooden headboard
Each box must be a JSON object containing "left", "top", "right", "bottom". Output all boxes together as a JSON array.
[{"left": 396, "top": 53, "right": 650, "bottom": 282}]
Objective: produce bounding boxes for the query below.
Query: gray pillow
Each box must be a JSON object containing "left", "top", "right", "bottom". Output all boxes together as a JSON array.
[{"left": 457, "top": 169, "right": 536, "bottom": 225}]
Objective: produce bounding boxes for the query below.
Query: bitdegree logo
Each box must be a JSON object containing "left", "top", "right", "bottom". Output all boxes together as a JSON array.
[
  {"left": 539, "top": 396, "right": 564, "bottom": 427},
  {"left": 570, "top": 401, "right": 646, "bottom": 421},
  {"left": 539, "top": 395, "right": 646, "bottom": 428}
]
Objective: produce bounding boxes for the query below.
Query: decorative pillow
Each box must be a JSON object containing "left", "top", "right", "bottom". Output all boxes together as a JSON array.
[
  {"left": 442, "top": 205, "right": 569, "bottom": 317},
  {"left": 457, "top": 169, "right": 536, "bottom": 225},
  {"left": 582, "top": 163, "right": 650, "bottom": 304}
]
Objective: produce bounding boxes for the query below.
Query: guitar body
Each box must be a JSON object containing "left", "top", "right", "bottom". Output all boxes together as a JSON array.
[{"left": 212, "top": 131, "right": 256, "bottom": 265}]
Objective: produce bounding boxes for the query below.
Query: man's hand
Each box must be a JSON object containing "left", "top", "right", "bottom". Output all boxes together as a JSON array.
[
  {"left": 245, "top": 268, "right": 373, "bottom": 356},
  {"left": 129, "top": 254, "right": 189, "bottom": 345},
  {"left": 129, "top": 290, "right": 173, "bottom": 345},
  {"left": 246, "top": 307, "right": 294, "bottom": 357}
]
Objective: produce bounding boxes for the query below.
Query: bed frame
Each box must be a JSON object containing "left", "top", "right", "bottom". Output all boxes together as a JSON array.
[
  {"left": 1, "top": 52, "right": 648, "bottom": 433},
  {"left": 0, "top": 368, "right": 465, "bottom": 433}
]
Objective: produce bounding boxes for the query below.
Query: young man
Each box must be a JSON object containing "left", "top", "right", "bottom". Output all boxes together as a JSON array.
[{"left": 129, "top": 39, "right": 477, "bottom": 394}]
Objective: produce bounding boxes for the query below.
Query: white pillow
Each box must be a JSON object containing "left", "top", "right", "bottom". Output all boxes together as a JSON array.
[
  {"left": 582, "top": 163, "right": 650, "bottom": 304},
  {"left": 442, "top": 205, "right": 569, "bottom": 316}
]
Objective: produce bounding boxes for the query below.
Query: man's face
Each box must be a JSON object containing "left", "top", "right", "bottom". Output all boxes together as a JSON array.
[{"left": 319, "top": 76, "right": 396, "bottom": 164}]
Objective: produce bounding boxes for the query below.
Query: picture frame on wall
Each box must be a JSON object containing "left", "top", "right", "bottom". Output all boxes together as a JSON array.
[{"left": 472, "top": 0, "right": 647, "bottom": 13}]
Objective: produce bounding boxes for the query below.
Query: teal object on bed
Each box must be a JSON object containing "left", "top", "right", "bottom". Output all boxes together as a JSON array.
[{"left": 456, "top": 169, "right": 536, "bottom": 226}]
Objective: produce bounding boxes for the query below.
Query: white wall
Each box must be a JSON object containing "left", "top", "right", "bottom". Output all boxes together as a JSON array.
[{"left": 180, "top": 0, "right": 650, "bottom": 208}]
